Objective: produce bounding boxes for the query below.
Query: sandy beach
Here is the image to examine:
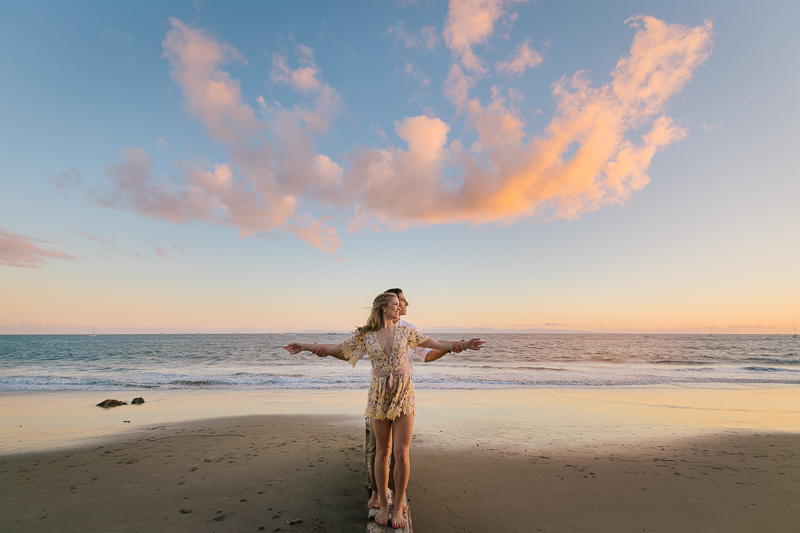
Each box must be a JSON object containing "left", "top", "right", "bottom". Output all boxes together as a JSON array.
[{"left": 1, "top": 388, "right": 799, "bottom": 532}]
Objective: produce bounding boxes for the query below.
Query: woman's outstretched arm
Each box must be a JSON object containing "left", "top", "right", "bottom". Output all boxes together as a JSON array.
[
  {"left": 424, "top": 340, "right": 467, "bottom": 363},
  {"left": 283, "top": 342, "right": 347, "bottom": 361},
  {"left": 420, "top": 337, "right": 484, "bottom": 352}
]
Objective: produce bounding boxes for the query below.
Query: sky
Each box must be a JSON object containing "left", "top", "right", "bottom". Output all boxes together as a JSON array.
[{"left": 1, "top": 0, "right": 798, "bottom": 334}]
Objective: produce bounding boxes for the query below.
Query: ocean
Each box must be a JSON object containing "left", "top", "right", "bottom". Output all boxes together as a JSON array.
[{"left": 0, "top": 333, "right": 798, "bottom": 391}]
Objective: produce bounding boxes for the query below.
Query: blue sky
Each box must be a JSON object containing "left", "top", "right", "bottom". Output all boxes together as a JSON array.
[{"left": 1, "top": 1, "right": 798, "bottom": 334}]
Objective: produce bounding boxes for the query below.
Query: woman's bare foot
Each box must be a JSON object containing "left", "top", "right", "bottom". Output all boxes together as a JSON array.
[
  {"left": 375, "top": 507, "right": 390, "bottom": 527},
  {"left": 367, "top": 490, "right": 380, "bottom": 509},
  {"left": 391, "top": 507, "right": 406, "bottom": 529}
]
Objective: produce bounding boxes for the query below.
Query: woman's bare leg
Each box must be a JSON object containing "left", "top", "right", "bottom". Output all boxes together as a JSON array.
[
  {"left": 370, "top": 417, "right": 393, "bottom": 526},
  {"left": 390, "top": 413, "right": 414, "bottom": 528}
]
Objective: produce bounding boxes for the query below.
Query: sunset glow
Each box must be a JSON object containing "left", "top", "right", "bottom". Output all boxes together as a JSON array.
[{"left": 1, "top": 1, "right": 798, "bottom": 334}]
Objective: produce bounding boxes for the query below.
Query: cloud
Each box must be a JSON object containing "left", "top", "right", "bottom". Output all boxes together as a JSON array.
[
  {"left": 67, "top": 230, "right": 116, "bottom": 248},
  {"left": 496, "top": 39, "right": 543, "bottom": 75},
  {"left": 371, "top": 122, "right": 388, "bottom": 142},
  {"left": 90, "top": 19, "right": 345, "bottom": 256},
  {"left": 147, "top": 241, "right": 185, "bottom": 258},
  {"left": 89, "top": 146, "right": 214, "bottom": 223},
  {"left": 0, "top": 228, "right": 75, "bottom": 268},
  {"left": 443, "top": 0, "right": 528, "bottom": 72},
  {"left": 103, "top": 29, "right": 134, "bottom": 47},
  {"left": 66, "top": 230, "right": 146, "bottom": 257},
  {"left": 386, "top": 21, "right": 440, "bottom": 50},
  {"left": 93, "top": 14, "right": 712, "bottom": 256},
  {"left": 402, "top": 60, "right": 431, "bottom": 86},
  {"left": 51, "top": 167, "right": 83, "bottom": 195},
  {"left": 351, "top": 15, "right": 712, "bottom": 227},
  {"left": 161, "top": 18, "right": 261, "bottom": 145}
]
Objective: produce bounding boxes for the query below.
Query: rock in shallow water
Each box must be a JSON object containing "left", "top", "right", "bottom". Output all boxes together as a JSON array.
[
  {"left": 131, "top": 397, "right": 145, "bottom": 404},
  {"left": 96, "top": 399, "right": 127, "bottom": 408}
]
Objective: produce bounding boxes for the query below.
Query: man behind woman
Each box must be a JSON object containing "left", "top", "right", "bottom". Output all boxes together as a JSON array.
[{"left": 283, "top": 291, "right": 484, "bottom": 528}]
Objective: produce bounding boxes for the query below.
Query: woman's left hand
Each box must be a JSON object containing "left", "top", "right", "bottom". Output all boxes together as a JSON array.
[{"left": 283, "top": 343, "right": 305, "bottom": 354}]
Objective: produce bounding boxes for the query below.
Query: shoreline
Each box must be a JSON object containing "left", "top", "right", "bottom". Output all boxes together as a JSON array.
[{"left": 2, "top": 386, "right": 799, "bottom": 455}]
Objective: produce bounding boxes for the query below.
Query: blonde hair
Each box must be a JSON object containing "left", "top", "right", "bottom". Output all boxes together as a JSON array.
[{"left": 354, "top": 292, "right": 398, "bottom": 337}]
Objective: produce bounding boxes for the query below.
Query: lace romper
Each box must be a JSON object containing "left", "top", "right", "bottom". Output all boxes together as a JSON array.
[{"left": 340, "top": 325, "right": 428, "bottom": 420}]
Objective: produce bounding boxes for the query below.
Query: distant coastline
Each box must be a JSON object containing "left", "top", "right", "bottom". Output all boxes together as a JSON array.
[{"left": 2, "top": 326, "right": 798, "bottom": 335}]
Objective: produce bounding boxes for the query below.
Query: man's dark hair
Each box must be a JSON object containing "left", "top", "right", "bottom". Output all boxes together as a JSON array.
[{"left": 384, "top": 288, "right": 403, "bottom": 296}]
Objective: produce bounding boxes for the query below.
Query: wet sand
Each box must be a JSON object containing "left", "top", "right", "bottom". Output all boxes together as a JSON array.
[
  {"left": 410, "top": 431, "right": 799, "bottom": 532},
  {"left": 1, "top": 387, "right": 799, "bottom": 532},
  {"left": 1, "top": 415, "right": 366, "bottom": 532}
]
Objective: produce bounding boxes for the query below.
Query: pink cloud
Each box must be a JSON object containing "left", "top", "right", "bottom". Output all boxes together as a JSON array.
[
  {"left": 386, "top": 21, "right": 440, "bottom": 50},
  {"left": 495, "top": 39, "right": 543, "bottom": 75},
  {"left": 0, "top": 228, "right": 75, "bottom": 268},
  {"left": 89, "top": 146, "right": 215, "bottom": 223},
  {"left": 443, "top": 0, "right": 528, "bottom": 72},
  {"left": 92, "top": 14, "right": 711, "bottom": 256},
  {"left": 349, "top": 15, "right": 712, "bottom": 227},
  {"left": 443, "top": 64, "right": 475, "bottom": 109},
  {"left": 162, "top": 18, "right": 261, "bottom": 145},
  {"left": 402, "top": 60, "right": 431, "bottom": 86},
  {"left": 90, "top": 19, "right": 344, "bottom": 256}
]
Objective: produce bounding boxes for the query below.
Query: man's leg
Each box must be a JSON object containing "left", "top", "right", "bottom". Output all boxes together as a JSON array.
[
  {"left": 365, "top": 418, "right": 380, "bottom": 508},
  {"left": 388, "top": 440, "right": 396, "bottom": 494}
]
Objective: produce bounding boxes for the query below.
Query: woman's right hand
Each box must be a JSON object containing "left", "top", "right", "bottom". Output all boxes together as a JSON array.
[
  {"left": 464, "top": 338, "right": 485, "bottom": 351},
  {"left": 283, "top": 343, "right": 305, "bottom": 354}
]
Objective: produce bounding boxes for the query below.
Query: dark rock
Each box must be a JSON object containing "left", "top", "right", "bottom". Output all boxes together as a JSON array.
[
  {"left": 96, "top": 399, "right": 127, "bottom": 408},
  {"left": 131, "top": 397, "right": 145, "bottom": 405},
  {"left": 179, "top": 509, "right": 192, "bottom": 514}
]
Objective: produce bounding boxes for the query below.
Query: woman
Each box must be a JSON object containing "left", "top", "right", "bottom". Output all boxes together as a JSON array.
[{"left": 283, "top": 292, "right": 484, "bottom": 528}]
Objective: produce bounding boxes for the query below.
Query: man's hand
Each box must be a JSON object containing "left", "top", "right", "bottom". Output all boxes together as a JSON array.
[
  {"left": 310, "top": 343, "right": 327, "bottom": 358},
  {"left": 451, "top": 341, "right": 467, "bottom": 353}
]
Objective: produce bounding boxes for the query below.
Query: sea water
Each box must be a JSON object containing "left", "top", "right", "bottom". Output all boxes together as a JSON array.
[{"left": 0, "top": 333, "right": 798, "bottom": 391}]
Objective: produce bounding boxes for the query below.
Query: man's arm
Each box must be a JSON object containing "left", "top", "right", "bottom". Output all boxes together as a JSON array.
[{"left": 424, "top": 348, "right": 450, "bottom": 363}]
